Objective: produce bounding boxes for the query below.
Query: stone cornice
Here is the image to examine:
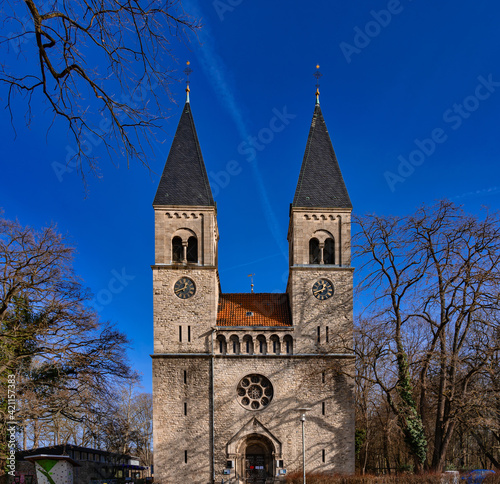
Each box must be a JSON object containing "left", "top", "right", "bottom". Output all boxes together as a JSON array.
[
  {"left": 151, "top": 353, "right": 355, "bottom": 359},
  {"left": 289, "top": 265, "right": 354, "bottom": 271}
]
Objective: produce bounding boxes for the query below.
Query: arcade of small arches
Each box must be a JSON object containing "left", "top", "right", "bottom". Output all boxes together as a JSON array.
[
  {"left": 215, "top": 334, "right": 293, "bottom": 355},
  {"left": 171, "top": 229, "right": 198, "bottom": 263},
  {"left": 309, "top": 229, "right": 336, "bottom": 265}
]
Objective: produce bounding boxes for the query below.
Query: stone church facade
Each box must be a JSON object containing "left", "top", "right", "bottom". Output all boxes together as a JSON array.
[{"left": 152, "top": 92, "right": 355, "bottom": 483}]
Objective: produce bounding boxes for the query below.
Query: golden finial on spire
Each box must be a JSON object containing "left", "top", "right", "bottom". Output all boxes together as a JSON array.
[
  {"left": 184, "top": 61, "right": 192, "bottom": 103},
  {"left": 314, "top": 64, "right": 322, "bottom": 104}
]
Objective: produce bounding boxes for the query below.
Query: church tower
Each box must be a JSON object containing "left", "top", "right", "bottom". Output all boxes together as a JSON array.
[
  {"left": 152, "top": 89, "right": 219, "bottom": 482},
  {"left": 152, "top": 74, "right": 354, "bottom": 484},
  {"left": 287, "top": 91, "right": 353, "bottom": 355}
]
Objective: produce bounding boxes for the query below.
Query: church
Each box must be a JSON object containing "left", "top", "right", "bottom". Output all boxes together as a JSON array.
[{"left": 151, "top": 81, "right": 355, "bottom": 483}]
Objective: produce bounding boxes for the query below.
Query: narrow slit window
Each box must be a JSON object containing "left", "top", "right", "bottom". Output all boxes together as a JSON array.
[
  {"left": 179, "top": 326, "right": 182, "bottom": 343},
  {"left": 184, "top": 402, "right": 187, "bottom": 416},
  {"left": 317, "top": 326, "right": 321, "bottom": 343},
  {"left": 188, "top": 326, "right": 191, "bottom": 342},
  {"left": 326, "top": 326, "right": 329, "bottom": 343},
  {"left": 322, "top": 371, "right": 325, "bottom": 384},
  {"left": 184, "top": 370, "right": 187, "bottom": 384},
  {"left": 184, "top": 450, "right": 188, "bottom": 464},
  {"left": 322, "top": 401, "right": 326, "bottom": 415},
  {"left": 246, "top": 339, "right": 250, "bottom": 353},
  {"left": 322, "top": 449, "right": 326, "bottom": 463}
]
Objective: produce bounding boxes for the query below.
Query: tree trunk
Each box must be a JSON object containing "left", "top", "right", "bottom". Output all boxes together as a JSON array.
[{"left": 471, "top": 431, "right": 500, "bottom": 468}]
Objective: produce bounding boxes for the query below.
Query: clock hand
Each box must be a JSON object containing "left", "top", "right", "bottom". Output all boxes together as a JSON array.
[{"left": 175, "top": 283, "right": 188, "bottom": 293}]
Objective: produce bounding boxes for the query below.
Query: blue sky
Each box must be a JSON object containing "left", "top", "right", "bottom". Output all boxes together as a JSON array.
[{"left": 1, "top": 0, "right": 499, "bottom": 392}]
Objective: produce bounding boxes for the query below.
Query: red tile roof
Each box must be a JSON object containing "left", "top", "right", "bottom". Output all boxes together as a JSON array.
[{"left": 217, "top": 293, "right": 291, "bottom": 327}]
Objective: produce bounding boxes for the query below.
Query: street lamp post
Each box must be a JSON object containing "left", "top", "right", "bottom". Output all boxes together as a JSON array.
[{"left": 298, "top": 408, "right": 311, "bottom": 484}]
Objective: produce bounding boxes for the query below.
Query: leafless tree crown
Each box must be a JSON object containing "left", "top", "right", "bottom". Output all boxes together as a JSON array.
[{"left": 1, "top": 0, "right": 199, "bottom": 177}]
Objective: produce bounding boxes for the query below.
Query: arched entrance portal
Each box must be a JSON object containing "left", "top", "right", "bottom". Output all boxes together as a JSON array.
[{"left": 238, "top": 434, "right": 275, "bottom": 483}]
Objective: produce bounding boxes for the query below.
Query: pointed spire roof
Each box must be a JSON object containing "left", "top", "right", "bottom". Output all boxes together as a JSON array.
[
  {"left": 292, "top": 104, "right": 352, "bottom": 209},
  {"left": 153, "top": 102, "right": 215, "bottom": 207}
]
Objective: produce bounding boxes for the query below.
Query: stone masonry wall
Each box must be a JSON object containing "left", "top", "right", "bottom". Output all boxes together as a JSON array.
[
  {"left": 153, "top": 267, "right": 218, "bottom": 354},
  {"left": 154, "top": 207, "right": 218, "bottom": 266},
  {"left": 153, "top": 355, "right": 354, "bottom": 484},
  {"left": 213, "top": 356, "right": 355, "bottom": 482},
  {"left": 289, "top": 209, "right": 352, "bottom": 267},
  {"left": 153, "top": 356, "right": 212, "bottom": 484},
  {"left": 289, "top": 267, "right": 353, "bottom": 354}
]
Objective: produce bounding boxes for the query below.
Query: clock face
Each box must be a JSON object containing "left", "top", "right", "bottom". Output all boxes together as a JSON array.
[
  {"left": 312, "top": 279, "right": 334, "bottom": 300},
  {"left": 174, "top": 277, "right": 196, "bottom": 299}
]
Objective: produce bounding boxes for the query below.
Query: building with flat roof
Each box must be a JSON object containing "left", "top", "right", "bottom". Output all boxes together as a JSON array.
[{"left": 16, "top": 444, "right": 148, "bottom": 484}]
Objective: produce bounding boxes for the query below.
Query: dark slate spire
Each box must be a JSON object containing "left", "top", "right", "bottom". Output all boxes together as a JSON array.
[
  {"left": 292, "top": 104, "right": 352, "bottom": 209},
  {"left": 153, "top": 102, "right": 215, "bottom": 206}
]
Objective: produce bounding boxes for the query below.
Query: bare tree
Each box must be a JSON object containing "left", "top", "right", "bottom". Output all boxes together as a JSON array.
[
  {"left": 101, "top": 385, "right": 153, "bottom": 461},
  {"left": 354, "top": 211, "right": 428, "bottom": 471},
  {"left": 0, "top": 215, "right": 136, "bottom": 464},
  {"left": 354, "top": 200, "right": 500, "bottom": 472},
  {"left": 0, "top": 0, "right": 199, "bottom": 178}
]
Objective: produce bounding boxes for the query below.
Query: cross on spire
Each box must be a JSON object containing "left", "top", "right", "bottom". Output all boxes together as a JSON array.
[
  {"left": 184, "top": 61, "right": 192, "bottom": 103},
  {"left": 314, "top": 64, "right": 322, "bottom": 104}
]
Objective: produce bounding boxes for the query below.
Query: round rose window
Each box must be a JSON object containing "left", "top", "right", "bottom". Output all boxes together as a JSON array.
[{"left": 237, "top": 374, "right": 273, "bottom": 410}]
